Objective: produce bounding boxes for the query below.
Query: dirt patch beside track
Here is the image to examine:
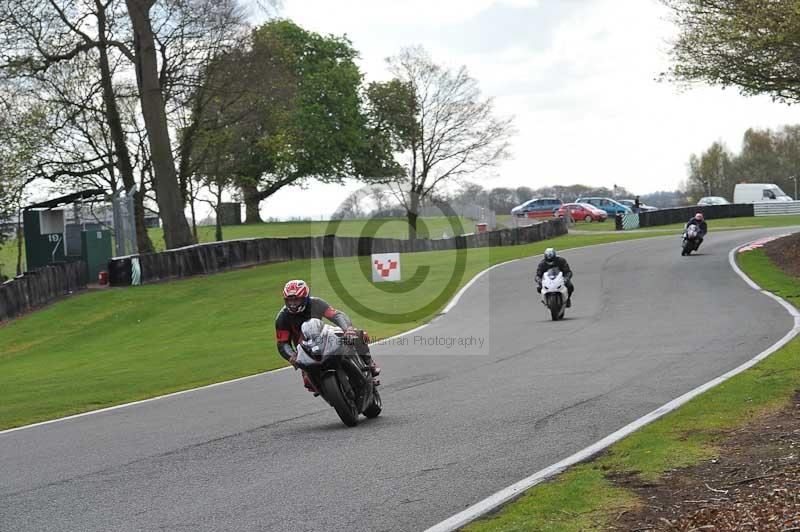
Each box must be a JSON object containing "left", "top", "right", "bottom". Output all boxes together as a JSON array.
[
  {"left": 610, "top": 391, "right": 800, "bottom": 531},
  {"left": 764, "top": 232, "right": 800, "bottom": 278}
]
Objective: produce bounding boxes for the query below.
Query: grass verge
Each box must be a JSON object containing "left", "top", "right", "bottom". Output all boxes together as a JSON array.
[
  {"left": 466, "top": 245, "right": 800, "bottom": 531},
  {"left": 0, "top": 231, "right": 661, "bottom": 430}
]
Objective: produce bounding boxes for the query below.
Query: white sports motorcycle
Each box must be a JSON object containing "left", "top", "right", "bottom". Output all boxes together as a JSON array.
[
  {"left": 540, "top": 267, "right": 569, "bottom": 321},
  {"left": 296, "top": 319, "right": 381, "bottom": 427}
]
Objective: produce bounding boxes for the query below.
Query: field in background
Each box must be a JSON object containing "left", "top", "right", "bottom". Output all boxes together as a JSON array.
[
  {"left": 0, "top": 240, "right": 22, "bottom": 278},
  {"left": 148, "top": 216, "right": 475, "bottom": 251},
  {"left": 0, "top": 231, "right": 663, "bottom": 430},
  {"left": 0, "top": 217, "right": 474, "bottom": 277},
  {"left": 3, "top": 215, "right": 799, "bottom": 279}
]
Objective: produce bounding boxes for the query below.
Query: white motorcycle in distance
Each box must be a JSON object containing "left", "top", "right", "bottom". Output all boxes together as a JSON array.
[{"left": 541, "top": 267, "right": 569, "bottom": 321}]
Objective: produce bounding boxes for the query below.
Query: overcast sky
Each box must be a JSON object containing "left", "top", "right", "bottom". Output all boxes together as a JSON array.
[{"left": 254, "top": 0, "right": 800, "bottom": 218}]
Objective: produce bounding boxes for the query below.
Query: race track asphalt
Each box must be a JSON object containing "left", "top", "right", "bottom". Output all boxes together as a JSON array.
[{"left": 1, "top": 228, "right": 796, "bottom": 532}]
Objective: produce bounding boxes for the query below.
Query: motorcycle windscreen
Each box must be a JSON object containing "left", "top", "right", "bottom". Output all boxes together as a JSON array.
[
  {"left": 318, "top": 326, "right": 345, "bottom": 362},
  {"left": 542, "top": 268, "right": 564, "bottom": 290}
]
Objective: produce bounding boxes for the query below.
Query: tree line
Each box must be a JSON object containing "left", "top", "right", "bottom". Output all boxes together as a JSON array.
[
  {"left": 685, "top": 126, "right": 800, "bottom": 202},
  {"left": 332, "top": 181, "right": 695, "bottom": 221},
  {"left": 663, "top": 0, "right": 800, "bottom": 200},
  {"left": 0, "top": 1, "right": 512, "bottom": 258}
]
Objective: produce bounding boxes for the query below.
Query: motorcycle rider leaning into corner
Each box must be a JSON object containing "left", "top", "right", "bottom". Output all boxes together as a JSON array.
[
  {"left": 276, "top": 280, "right": 380, "bottom": 393},
  {"left": 685, "top": 212, "right": 708, "bottom": 250},
  {"left": 535, "top": 248, "right": 575, "bottom": 307}
]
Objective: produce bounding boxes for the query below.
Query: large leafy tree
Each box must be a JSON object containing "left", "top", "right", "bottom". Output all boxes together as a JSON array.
[
  {"left": 367, "top": 47, "right": 514, "bottom": 239},
  {"left": 191, "top": 20, "right": 398, "bottom": 223},
  {"left": 663, "top": 0, "right": 800, "bottom": 103}
]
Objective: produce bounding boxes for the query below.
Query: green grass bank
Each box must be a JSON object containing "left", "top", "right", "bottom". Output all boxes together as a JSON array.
[{"left": 0, "top": 231, "right": 662, "bottom": 430}]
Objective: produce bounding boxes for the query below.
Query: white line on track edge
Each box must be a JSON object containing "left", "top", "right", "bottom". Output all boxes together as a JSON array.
[
  {"left": 0, "top": 233, "right": 745, "bottom": 437},
  {"left": 0, "top": 257, "right": 528, "bottom": 437},
  {"left": 424, "top": 234, "right": 800, "bottom": 532}
]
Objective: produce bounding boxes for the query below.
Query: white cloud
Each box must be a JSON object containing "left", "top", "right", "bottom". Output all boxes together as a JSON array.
[{"left": 254, "top": 0, "right": 800, "bottom": 218}]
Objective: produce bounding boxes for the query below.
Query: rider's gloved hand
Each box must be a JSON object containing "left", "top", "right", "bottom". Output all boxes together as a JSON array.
[{"left": 343, "top": 326, "right": 358, "bottom": 341}]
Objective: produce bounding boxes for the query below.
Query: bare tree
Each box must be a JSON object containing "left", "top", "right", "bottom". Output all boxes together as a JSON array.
[
  {"left": 0, "top": 0, "right": 159, "bottom": 251},
  {"left": 0, "top": 0, "right": 251, "bottom": 251},
  {"left": 368, "top": 47, "right": 514, "bottom": 239}
]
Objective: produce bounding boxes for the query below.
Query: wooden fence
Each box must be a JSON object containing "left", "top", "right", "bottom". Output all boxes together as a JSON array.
[
  {"left": 108, "top": 220, "right": 568, "bottom": 286},
  {"left": 0, "top": 262, "right": 87, "bottom": 321}
]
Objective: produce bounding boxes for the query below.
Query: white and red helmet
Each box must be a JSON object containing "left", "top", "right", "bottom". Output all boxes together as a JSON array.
[{"left": 283, "top": 279, "right": 310, "bottom": 314}]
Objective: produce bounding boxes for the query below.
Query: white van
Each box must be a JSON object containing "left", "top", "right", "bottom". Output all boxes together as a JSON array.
[{"left": 733, "top": 183, "right": 793, "bottom": 203}]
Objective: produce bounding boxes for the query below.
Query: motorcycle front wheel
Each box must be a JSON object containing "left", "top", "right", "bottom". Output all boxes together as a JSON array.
[
  {"left": 320, "top": 372, "right": 359, "bottom": 427},
  {"left": 546, "top": 293, "right": 563, "bottom": 321}
]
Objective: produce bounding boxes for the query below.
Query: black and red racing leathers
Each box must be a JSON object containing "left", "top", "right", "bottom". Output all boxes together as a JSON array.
[{"left": 275, "top": 297, "right": 352, "bottom": 361}]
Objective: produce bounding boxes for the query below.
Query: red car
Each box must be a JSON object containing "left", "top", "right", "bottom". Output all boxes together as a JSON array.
[{"left": 556, "top": 203, "right": 608, "bottom": 222}]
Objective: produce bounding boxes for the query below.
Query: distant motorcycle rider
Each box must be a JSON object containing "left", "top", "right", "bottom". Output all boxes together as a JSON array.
[
  {"left": 535, "top": 248, "right": 574, "bottom": 307},
  {"left": 275, "top": 280, "right": 379, "bottom": 392},
  {"left": 685, "top": 213, "right": 708, "bottom": 249}
]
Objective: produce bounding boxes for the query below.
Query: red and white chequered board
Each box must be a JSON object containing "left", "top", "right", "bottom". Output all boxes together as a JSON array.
[
  {"left": 372, "top": 252, "right": 401, "bottom": 282},
  {"left": 738, "top": 234, "right": 790, "bottom": 253}
]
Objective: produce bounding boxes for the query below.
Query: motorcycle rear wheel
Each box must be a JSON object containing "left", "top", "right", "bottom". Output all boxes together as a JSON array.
[{"left": 320, "top": 372, "right": 359, "bottom": 427}]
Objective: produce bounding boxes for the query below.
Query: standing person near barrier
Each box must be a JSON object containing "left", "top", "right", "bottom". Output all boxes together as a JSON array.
[
  {"left": 275, "top": 280, "right": 379, "bottom": 393},
  {"left": 534, "top": 248, "right": 575, "bottom": 307}
]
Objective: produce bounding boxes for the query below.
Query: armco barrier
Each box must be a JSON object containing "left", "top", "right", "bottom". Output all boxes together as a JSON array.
[
  {"left": 108, "top": 219, "right": 568, "bottom": 286},
  {"left": 753, "top": 201, "right": 800, "bottom": 216},
  {"left": 0, "top": 261, "right": 88, "bottom": 321},
  {"left": 621, "top": 214, "right": 640, "bottom": 230},
  {"left": 638, "top": 203, "right": 754, "bottom": 228}
]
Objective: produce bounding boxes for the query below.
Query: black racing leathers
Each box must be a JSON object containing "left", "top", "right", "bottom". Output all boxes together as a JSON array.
[
  {"left": 686, "top": 218, "right": 708, "bottom": 236},
  {"left": 275, "top": 296, "right": 372, "bottom": 363},
  {"left": 535, "top": 257, "right": 574, "bottom": 298},
  {"left": 685, "top": 218, "right": 708, "bottom": 248}
]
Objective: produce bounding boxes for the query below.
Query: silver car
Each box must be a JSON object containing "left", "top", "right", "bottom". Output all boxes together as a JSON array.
[{"left": 697, "top": 196, "right": 730, "bottom": 206}]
